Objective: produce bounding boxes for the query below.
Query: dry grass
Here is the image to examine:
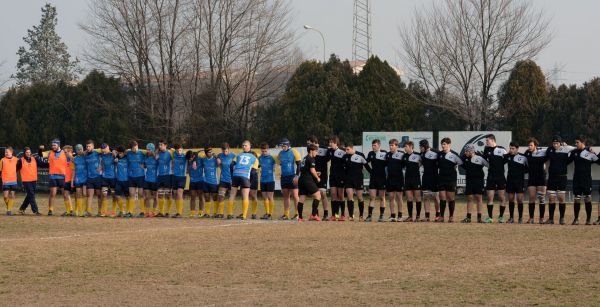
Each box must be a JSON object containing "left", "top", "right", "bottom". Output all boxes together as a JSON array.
[{"left": 1, "top": 194, "right": 599, "bottom": 306}]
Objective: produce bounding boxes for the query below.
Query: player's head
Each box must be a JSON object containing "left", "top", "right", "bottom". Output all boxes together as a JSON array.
[
  {"left": 307, "top": 135, "right": 318, "bottom": 146},
  {"left": 440, "top": 137, "right": 451, "bottom": 152},
  {"left": 260, "top": 142, "right": 269, "bottom": 156},
  {"left": 552, "top": 135, "right": 562, "bottom": 150},
  {"left": 116, "top": 146, "right": 126, "bottom": 158},
  {"left": 174, "top": 144, "right": 183, "bottom": 154},
  {"left": 328, "top": 136, "right": 340, "bottom": 149},
  {"left": 75, "top": 144, "right": 84, "bottom": 155},
  {"left": 158, "top": 140, "right": 167, "bottom": 151},
  {"left": 389, "top": 138, "right": 399, "bottom": 152},
  {"left": 100, "top": 143, "right": 110, "bottom": 153},
  {"left": 204, "top": 147, "right": 213, "bottom": 158},
  {"left": 5, "top": 147, "right": 13, "bottom": 158},
  {"left": 130, "top": 140, "right": 139, "bottom": 151},
  {"left": 419, "top": 139, "right": 429, "bottom": 151},
  {"left": 509, "top": 141, "right": 519, "bottom": 155},
  {"left": 23, "top": 147, "right": 31, "bottom": 157},
  {"left": 279, "top": 138, "right": 290, "bottom": 151},
  {"left": 185, "top": 150, "right": 195, "bottom": 161},
  {"left": 51, "top": 138, "right": 60, "bottom": 152},
  {"left": 344, "top": 143, "right": 355, "bottom": 154},
  {"left": 221, "top": 142, "right": 230, "bottom": 154},
  {"left": 86, "top": 140, "right": 95, "bottom": 152},
  {"left": 371, "top": 139, "right": 381, "bottom": 151},
  {"left": 464, "top": 144, "right": 475, "bottom": 157},
  {"left": 146, "top": 143, "right": 156, "bottom": 155},
  {"left": 404, "top": 140, "right": 414, "bottom": 153},
  {"left": 485, "top": 134, "right": 496, "bottom": 147},
  {"left": 308, "top": 144, "right": 318, "bottom": 157},
  {"left": 242, "top": 140, "right": 251, "bottom": 152},
  {"left": 527, "top": 137, "right": 538, "bottom": 151},
  {"left": 575, "top": 135, "right": 586, "bottom": 149},
  {"left": 63, "top": 145, "right": 73, "bottom": 157}
]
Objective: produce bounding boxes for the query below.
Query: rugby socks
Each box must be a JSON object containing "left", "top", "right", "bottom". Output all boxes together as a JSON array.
[
  {"left": 251, "top": 199, "right": 258, "bottom": 215},
  {"left": 66, "top": 198, "right": 73, "bottom": 213},
  {"left": 190, "top": 210, "right": 197, "bottom": 217},
  {"left": 218, "top": 200, "right": 225, "bottom": 215},
  {"left": 284, "top": 209, "right": 290, "bottom": 218},
  {"left": 448, "top": 200, "right": 455, "bottom": 217},
  {"left": 574, "top": 202, "right": 581, "bottom": 219},
  {"left": 263, "top": 199, "right": 270, "bottom": 215},
  {"left": 379, "top": 206, "right": 385, "bottom": 219},
  {"left": 140, "top": 198, "right": 146, "bottom": 214},
  {"left": 297, "top": 202, "right": 304, "bottom": 219},
  {"left": 539, "top": 203, "right": 546, "bottom": 219},
  {"left": 311, "top": 199, "right": 320, "bottom": 216},
  {"left": 5, "top": 198, "right": 13, "bottom": 212},
  {"left": 340, "top": 201, "right": 346, "bottom": 216},
  {"left": 416, "top": 202, "right": 422, "bottom": 219},
  {"left": 366, "top": 205, "right": 372, "bottom": 218},
  {"left": 508, "top": 202, "right": 515, "bottom": 219},
  {"left": 487, "top": 203, "right": 493, "bottom": 218},
  {"left": 407, "top": 201, "right": 413, "bottom": 218},
  {"left": 101, "top": 198, "right": 108, "bottom": 215},
  {"left": 241, "top": 199, "right": 249, "bottom": 219},
  {"left": 585, "top": 201, "right": 592, "bottom": 223},
  {"left": 269, "top": 199, "right": 275, "bottom": 215},
  {"left": 548, "top": 203, "right": 556, "bottom": 221},
  {"left": 111, "top": 199, "right": 118, "bottom": 215},
  {"left": 358, "top": 201, "right": 364, "bottom": 218},
  {"left": 213, "top": 200, "right": 218, "bottom": 215},
  {"left": 499, "top": 205, "right": 505, "bottom": 218},
  {"left": 176, "top": 199, "right": 184, "bottom": 215},
  {"left": 204, "top": 200, "right": 211, "bottom": 215},
  {"left": 158, "top": 198, "right": 165, "bottom": 215},
  {"left": 558, "top": 203, "right": 566, "bottom": 220},
  {"left": 127, "top": 198, "right": 135, "bottom": 214},
  {"left": 227, "top": 200, "right": 235, "bottom": 216},
  {"left": 75, "top": 198, "right": 83, "bottom": 215},
  {"left": 440, "top": 200, "right": 447, "bottom": 218},
  {"left": 347, "top": 200, "right": 354, "bottom": 218},
  {"left": 517, "top": 203, "right": 524, "bottom": 220},
  {"left": 477, "top": 213, "right": 482, "bottom": 221},
  {"left": 116, "top": 198, "right": 123, "bottom": 214},
  {"left": 167, "top": 198, "right": 173, "bottom": 214},
  {"left": 528, "top": 203, "right": 535, "bottom": 218}
]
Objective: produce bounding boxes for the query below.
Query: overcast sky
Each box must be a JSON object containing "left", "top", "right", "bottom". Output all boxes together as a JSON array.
[{"left": 1, "top": 0, "right": 599, "bottom": 90}]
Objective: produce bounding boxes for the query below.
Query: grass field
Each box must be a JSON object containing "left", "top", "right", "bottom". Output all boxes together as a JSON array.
[{"left": 1, "top": 193, "right": 600, "bottom": 306}]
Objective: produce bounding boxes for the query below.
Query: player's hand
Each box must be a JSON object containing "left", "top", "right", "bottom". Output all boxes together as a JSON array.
[
  {"left": 71, "top": 182, "right": 75, "bottom": 189},
  {"left": 316, "top": 172, "right": 321, "bottom": 176},
  {"left": 316, "top": 177, "right": 320, "bottom": 183},
  {"left": 293, "top": 177, "right": 299, "bottom": 185}
]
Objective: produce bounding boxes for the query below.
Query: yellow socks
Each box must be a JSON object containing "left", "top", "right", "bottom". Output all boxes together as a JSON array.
[
  {"left": 213, "top": 201, "right": 218, "bottom": 215},
  {"left": 251, "top": 199, "right": 258, "bottom": 215},
  {"left": 242, "top": 199, "right": 249, "bottom": 219},
  {"left": 176, "top": 199, "right": 184, "bottom": 215},
  {"left": 167, "top": 198, "right": 173, "bottom": 214},
  {"left": 227, "top": 200, "right": 235, "bottom": 215},
  {"left": 6, "top": 198, "right": 13, "bottom": 212},
  {"left": 101, "top": 198, "right": 108, "bottom": 215},
  {"left": 127, "top": 198, "right": 135, "bottom": 214},
  {"left": 140, "top": 198, "right": 146, "bottom": 214},
  {"left": 75, "top": 198, "right": 82, "bottom": 215},
  {"left": 204, "top": 201, "right": 211, "bottom": 215},
  {"left": 189, "top": 210, "right": 197, "bottom": 218},
  {"left": 66, "top": 198, "right": 73, "bottom": 213},
  {"left": 159, "top": 198, "right": 165, "bottom": 215},
  {"left": 218, "top": 201, "right": 225, "bottom": 215},
  {"left": 284, "top": 209, "right": 290, "bottom": 218},
  {"left": 263, "top": 199, "right": 270, "bottom": 215}
]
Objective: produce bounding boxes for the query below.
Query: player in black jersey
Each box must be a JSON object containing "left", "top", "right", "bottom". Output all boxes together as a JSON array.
[
  {"left": 459, "top": 144, "right": 488, "bottom": 223},
  {"left": 293, "top": 144, "right": 323, "bottom": 222},
  {"left": 328, "top": 136, "right": 346, "bottom": 221},
  {"left": 504, "top": 142, "right": 529, "bottom": 224},
  {"left": 523, "top": 137, "right": 548, "bottom": 224},
  {"left": 437, "top": 137, "right": 463, "bottom": 223},
  {"left": 482, "top": 134, "right": 508, "bottom": 223},
  {"left": 307, "top": 136, "right": 330, "bottom": 220},
  {"left": 419, "top": 139, "right": 440, "bottom": 221},
  {"left": 569, "top": 136, "right": 598, "bottom": 225},
  {"left": 385, "top": 139, "right": 405, "bottom": 222},
  {"left": 343, "top": 143, "right": 371, "bottom": 221},
  {"left": 544, "top": 136, "right": 575, "bottom": 225},
  {"left": 366, "top": 139, "right": 387, "bottom": 222},
  {"left": 403, "top": 141, "right": 423, "bottom": 221}
]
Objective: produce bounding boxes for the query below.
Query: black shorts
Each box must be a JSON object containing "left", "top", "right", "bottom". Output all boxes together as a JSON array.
[
  {"left": 157, "top": 175, "right": 172, "bottom": 189},
  {"left": 506, "top": 179, "right": 525, "bottom": 194},
  {"left": 74, "top": 181, "right": 86, "bottom": 188},
  {"left": 261, "top": 181, "right": 275, "bottom": 192},
  {"left": 299, "top": 178, "right": 319, "bottom": 196},
  {"left": 344, "top": 176, "right": 363, "bottom": 190},
  {"left": 128, "top": 176, "right": 145, "bottom": 188},
  {"left": 369, "top": 176, "right": 386, "bottom": 190},
  {"left": 232, "top": 176, "right": 251, "bottom": 189},
  {"left": 2, "top": 184, "right": 17, "bottom": 191},
  {"left": 203, "top": 183, "right": 218, "bottom": 194},
  {"left": 527, "top": 175, "right": 546, "bottom": 187},
  {"left": 144, "top": 181, "right": 158, "bottom": 191},
  {"left": 172, "top": 176, "right": 186, "bottom": 190},
  {"left": 86, "top": 177, "right": 103, "bottom": 190},
  {"left": 547, "top": 175, "right": 567, "bottom": 192},
  {"left": 218, "top": 181, "right": 232, "bottom": 190},
  {"left": 281, "top": 176, "right": 297, "bottom": 190},
  {"left": 437, "top": 176, "right": 456, "bottom": 192},
  {"left": 329, "top": 173, "right": 345, "bottom": 188},
  {"left": 317, "top": 172, "right": 328, "bottom": 189},
  {"left": 102, "top": 178, "right": 116, "bottom": 189},
  {"left": 386, "top": 176, "right": 405, "bottom": 192},
  {"left": 486, "top": 176, "right": 506, "bottom": 190},
  {"left": 421, "top": 175, "right": 438, "bottom": 192},
  {"left": 404, "top": 177, "right": 421, "bottom": 191},
  {"left": 189, "top": 181, "right": 204, "bottom": 191},
  {"left": 465, "top": 179, "right": 485, "bottom": 195},
  {"left": 572, "top": 180, "right": 592, "bottom": 197},
  {"left": 250, "top": 171, "right": 259, "bottom": 190},
  {"left": 48, "top": 178, "right": 65, "bottom": 188},
  {"left": 63, "top": 182, "right": 73, "bottom": 192},
  {"left": 115, "top": 181, "right": 129, "bottom": 196}
]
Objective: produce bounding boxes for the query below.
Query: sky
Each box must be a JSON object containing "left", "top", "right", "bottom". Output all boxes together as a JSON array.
[{"left": 1, "top": 0, "right": 599, "bottom": 90}]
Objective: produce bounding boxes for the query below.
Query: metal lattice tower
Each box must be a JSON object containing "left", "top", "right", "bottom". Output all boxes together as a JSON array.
[{"left": 352, "top": 0, "right": 372, "bottom": 62}]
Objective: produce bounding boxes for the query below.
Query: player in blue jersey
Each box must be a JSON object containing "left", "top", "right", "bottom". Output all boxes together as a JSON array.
[
  {"left": 114, "top": 147, "right": 133, "bottom": 217},
  {"left": 156, "top": 140, "right": 173, "bottom": 217},
  {"left": 188, "top": 150, "right": 203, "bottom": 217},
  {"left": 217, "top": 143, "right": 235, "bottom": 218},
  {"left": 71, "top": 144, "right": 89, "bottom": 216},
  {"left": 258, "top": 143, "right": 276, "bottom": 219},
  {"left": 227, "top": 140, "right": 259, "bottom": 220},
  {"left": 276, "top": 138, "right": 301, "bottom": 220},
  {"left": 100, "top": 143, "right": 119, "bottom": 217},
  {"left": 249, "top": 150, "right": 260, "bottom": 219},
  {"left": 127, "top": 141, "right": 147, "bottom": 217},
  {"left": 171, "top": 144, "right": 187, "bottom": 218},
  {"left": 202, "top": 147, "right": 220, "bottom": 218},
  {"left": 84, "top": 140, "right": 104, "bottom": 216},
  {"left": 143, "top": 143, "right": 158, "bottom": 217}
]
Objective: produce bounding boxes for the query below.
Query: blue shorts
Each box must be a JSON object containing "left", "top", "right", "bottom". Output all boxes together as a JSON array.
[
  {"left": 157, "top": 175, "right": 172, "bottom": 189},
  {"left": 204, "top": 183, "right": 218, "bottom": 194},
  {"left": 86, "top": 177, "right": 103, "bottom": 190},
  {"left": 144, "top": 181, "right": 158, "bottom": 191},
  {"left": 261, "top": 181, "right": 275, "bottom": 192},
  {"left": 250, "top": 171, "right": 259, "bottom": 190},
  {"left": 128, "top": 176, "right": 145, "bottom": 188},
  {"left": 115, "top": 180, "right": 130, "bottom": 196},
  {"left": 102, "top": 178, "right": 116, "bottom": 189},
  {"left": 49, "top": 178, "right": 65, "bottom": 188},
  {"left": 232, "top": 176, "right": 251, "bottom": 189},
  {"left": 172, "top": 176, "right": 186, "bottom": 190},
  {"left": 63, "top": 182, "right": 73, "bottom": 192},
  {"left": 281, "top": 175, "right": 297, "bottom": 190},
  {"left": 189, "top": 181, "right": 204, "bottom": 191},
  {"left": 218, "top": 181, "right": 232, "bottom": 190},
  {"left": 2, "top": 184, "right": 17, "bottom": 191}
]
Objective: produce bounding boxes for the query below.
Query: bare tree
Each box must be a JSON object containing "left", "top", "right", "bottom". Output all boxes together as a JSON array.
[{"left": 399, "top": 0, "right": 551, "bottom": 130}]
